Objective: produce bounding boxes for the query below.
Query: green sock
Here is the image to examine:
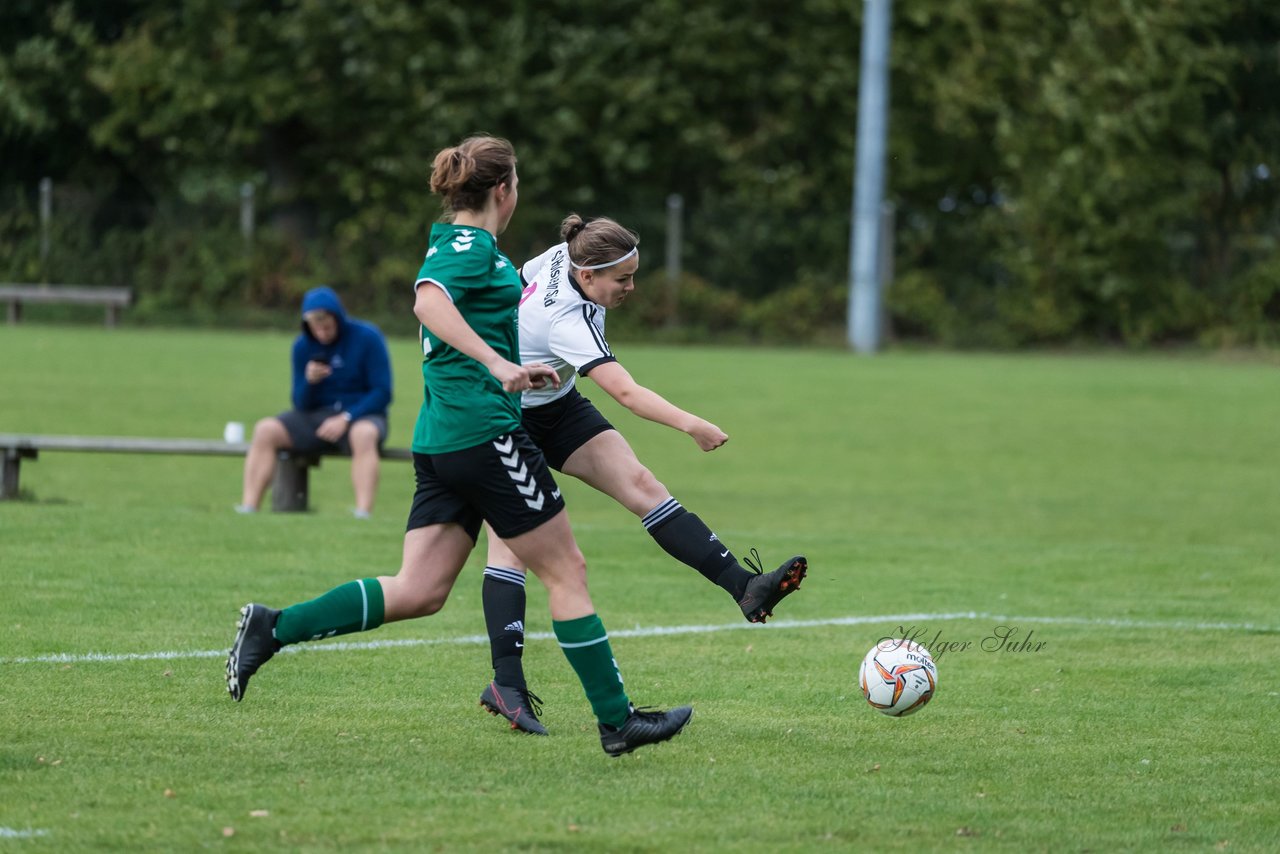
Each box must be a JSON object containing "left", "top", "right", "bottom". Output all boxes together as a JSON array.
[
  {"left": 553, "top": 614, "right": 631, "bottom": 728},
  {"left": 274, "top": 578, "right": 385, "bottom": 645}
]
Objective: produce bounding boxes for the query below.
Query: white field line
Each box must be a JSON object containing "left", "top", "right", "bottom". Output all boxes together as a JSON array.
[{"left": 2, "top": 611, "right": 1275, "bottom": 667}]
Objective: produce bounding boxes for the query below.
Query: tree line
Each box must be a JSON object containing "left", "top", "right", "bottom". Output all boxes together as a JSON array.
[{"left": 2, "top": 0, "right": 1277, "bottom": 345}]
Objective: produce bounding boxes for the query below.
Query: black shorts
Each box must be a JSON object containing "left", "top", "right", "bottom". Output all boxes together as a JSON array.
[
  {"left": 521, "top": 387, "right": 615, "bottom": 470},
  {"left": 278, "top": 408, "right": 388, "bottom": 455},
  {"left": 406, "top": 429, "right": 566, "bottom": 541}
]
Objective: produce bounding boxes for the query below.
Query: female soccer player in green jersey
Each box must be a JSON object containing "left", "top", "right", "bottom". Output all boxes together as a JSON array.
[{"left": 226, "top": 135, "right": 692, "bottom": 757}]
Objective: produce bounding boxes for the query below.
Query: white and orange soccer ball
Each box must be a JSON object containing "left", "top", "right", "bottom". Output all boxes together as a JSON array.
[{"left": 859, "top": 638, "right": 938, "bottom": 716}]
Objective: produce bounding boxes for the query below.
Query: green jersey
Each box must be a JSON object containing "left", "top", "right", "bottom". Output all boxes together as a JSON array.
[{"left": 411, "top": 223, "right": 523, "bottom": 454}]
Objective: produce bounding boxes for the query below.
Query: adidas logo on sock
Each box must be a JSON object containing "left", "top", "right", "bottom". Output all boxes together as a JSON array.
[{"left": 504, "top": 621, "right": 525, "bottom": 633}]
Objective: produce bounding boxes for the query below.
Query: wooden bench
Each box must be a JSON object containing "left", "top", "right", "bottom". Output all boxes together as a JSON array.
[
  {"left": 0, "top": 284, "right": 133, "bottom": 327},
  {"left": 0, "top": 434, "right": 412, "bottom": 512}
]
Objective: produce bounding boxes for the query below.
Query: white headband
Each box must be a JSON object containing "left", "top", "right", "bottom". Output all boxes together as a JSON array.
[{"left": 570, "top": 246, "right": 638, "bottom": 271}]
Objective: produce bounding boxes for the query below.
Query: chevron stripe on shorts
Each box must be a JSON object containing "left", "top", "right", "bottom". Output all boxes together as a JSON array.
[{"left": 492, "top": 434, "right": 546, "bottom": 511}]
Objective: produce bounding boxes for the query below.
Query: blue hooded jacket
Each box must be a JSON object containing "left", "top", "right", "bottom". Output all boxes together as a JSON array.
[{"left": 291, "top": 286, "right": 392, "bottom": 423}]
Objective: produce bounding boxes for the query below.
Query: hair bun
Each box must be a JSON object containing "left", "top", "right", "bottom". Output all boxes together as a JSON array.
[{"left": 560, "top": 213, "right": 587, "bottom": 243}]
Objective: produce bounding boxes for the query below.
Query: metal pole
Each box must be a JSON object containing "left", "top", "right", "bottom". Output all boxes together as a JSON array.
[
  {"left": 848, "top": 0, "right": 892, "bottom": 354},
  {"left": 240, "top": 182, "right": 255, "bottom": 249},
  {"left": 665, "top": 193, "right": 683, "bottom": 325},
  {"left": 39, "top": 177, "right": 53, "bottom": 282}
]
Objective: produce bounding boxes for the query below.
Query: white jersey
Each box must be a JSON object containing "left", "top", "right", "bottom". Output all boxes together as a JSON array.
[{"left": 517, "top": 242, "right": 617, "bottom": 407}]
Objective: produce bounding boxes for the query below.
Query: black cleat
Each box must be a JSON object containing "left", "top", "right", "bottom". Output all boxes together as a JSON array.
[
  {"left": 599, "top": 704, "right": 693, "bottom": 757},
  {"left": 738, "top": 551, "right": 807, "bottom": 623},
  {"left": 480, "top": 681, "right": 548, "bottom": 736},
  {"left": 226, "top": 603, "right": 281, "bottom": 702}
]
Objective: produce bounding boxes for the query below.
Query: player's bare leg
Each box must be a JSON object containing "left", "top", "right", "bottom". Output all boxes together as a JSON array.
[
  {"left": 228, "top": 524, "right": 472, "bottom": 702},
  {"left": 564, "top": 430, "right": 806, "bottom": 622}
]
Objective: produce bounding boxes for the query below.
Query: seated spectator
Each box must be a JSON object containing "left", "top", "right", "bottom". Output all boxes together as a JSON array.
[{"left": 237, "top": 286, "right": 392, "bottom": 517}]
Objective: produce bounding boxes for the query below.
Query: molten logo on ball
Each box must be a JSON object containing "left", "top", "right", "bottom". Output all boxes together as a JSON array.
[{"left": 859, "top": 638, "right": 937, "bottom": 717}]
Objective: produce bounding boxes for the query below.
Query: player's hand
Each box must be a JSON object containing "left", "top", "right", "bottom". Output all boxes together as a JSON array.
[
  {"left": 524, "top": 362, "right": 560, "bottom": 391},
  {"left": 316, "top": 414, "right": 349, "bottom": 442},
  {"left": 689, "top": 419, "right": 728, "bottom": 452},
  {"left": 490, "top": 360, "right": 561, "bottom": 393},
  {"left": 305, "top": 361, "right": 333, "bottom": 384}
]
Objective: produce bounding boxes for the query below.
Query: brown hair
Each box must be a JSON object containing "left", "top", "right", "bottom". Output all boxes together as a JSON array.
[
  {"left": 429, "top": 135, "right": 517, "bottom": 217},
  {"left": 560, "top": 214, "right": 640, "bottom": 269}
]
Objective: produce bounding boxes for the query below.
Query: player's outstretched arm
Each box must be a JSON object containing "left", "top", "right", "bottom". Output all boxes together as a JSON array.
[{"left": 588, "top": 361, "right": 727, "bottom": 451}]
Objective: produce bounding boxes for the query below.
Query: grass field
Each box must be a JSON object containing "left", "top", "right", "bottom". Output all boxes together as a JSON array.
[{"left": 2, "top": 325, "right": 1279, "bottom": 852}]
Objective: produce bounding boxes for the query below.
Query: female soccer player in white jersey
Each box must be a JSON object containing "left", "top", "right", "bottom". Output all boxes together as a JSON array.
[{"left": 477, "top": 214, "right": 807, "bottom": 734}]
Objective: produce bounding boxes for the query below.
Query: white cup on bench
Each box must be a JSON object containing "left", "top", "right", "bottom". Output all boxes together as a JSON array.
[{"left": 223, "top": 422, "right": 246, "bottom": 443}]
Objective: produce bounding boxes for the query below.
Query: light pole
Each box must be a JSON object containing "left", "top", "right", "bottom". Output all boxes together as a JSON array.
[{"left": 848, "top": 0, "right": 892, "bottom": 354}]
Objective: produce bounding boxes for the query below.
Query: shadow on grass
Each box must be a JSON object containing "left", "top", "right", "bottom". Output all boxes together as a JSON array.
[{"left": 2, "top": 490, "right": 73, "bottom": 505}]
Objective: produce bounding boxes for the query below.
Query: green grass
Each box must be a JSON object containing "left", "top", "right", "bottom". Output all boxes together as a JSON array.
[{"left": 2, "top": 325, "right": 1279, "bottom": 852}]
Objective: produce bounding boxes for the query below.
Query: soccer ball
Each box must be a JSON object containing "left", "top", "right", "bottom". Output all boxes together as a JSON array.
[{"left": 859, "top": 638, "right": 938, "bottom": 716}]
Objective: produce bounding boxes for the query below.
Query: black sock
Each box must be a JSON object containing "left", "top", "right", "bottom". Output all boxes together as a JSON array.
[
  {"left": 482, "top": 566, "right": 527, "bottom": 688},
  {"left": 642, "top": 497, "right": 753, "bottom": 600}
]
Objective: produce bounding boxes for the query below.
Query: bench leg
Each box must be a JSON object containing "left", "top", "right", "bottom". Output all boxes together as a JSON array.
[
  {"left": 2, "top": 449, "right": 22, "bottom": 499},
  {"left": 271, "top": 452, "right": 314, "bottom": 512},
  {"left": 106, "top": 304, "right": 119, "bottom": 328},
  {"left": 6, "top": 300, "right": 19, "bottom": 325}
]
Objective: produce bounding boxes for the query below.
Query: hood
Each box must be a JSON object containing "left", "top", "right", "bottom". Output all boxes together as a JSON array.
[{"left": 300, "top": 286, "right": 348, "bottom": 337}]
